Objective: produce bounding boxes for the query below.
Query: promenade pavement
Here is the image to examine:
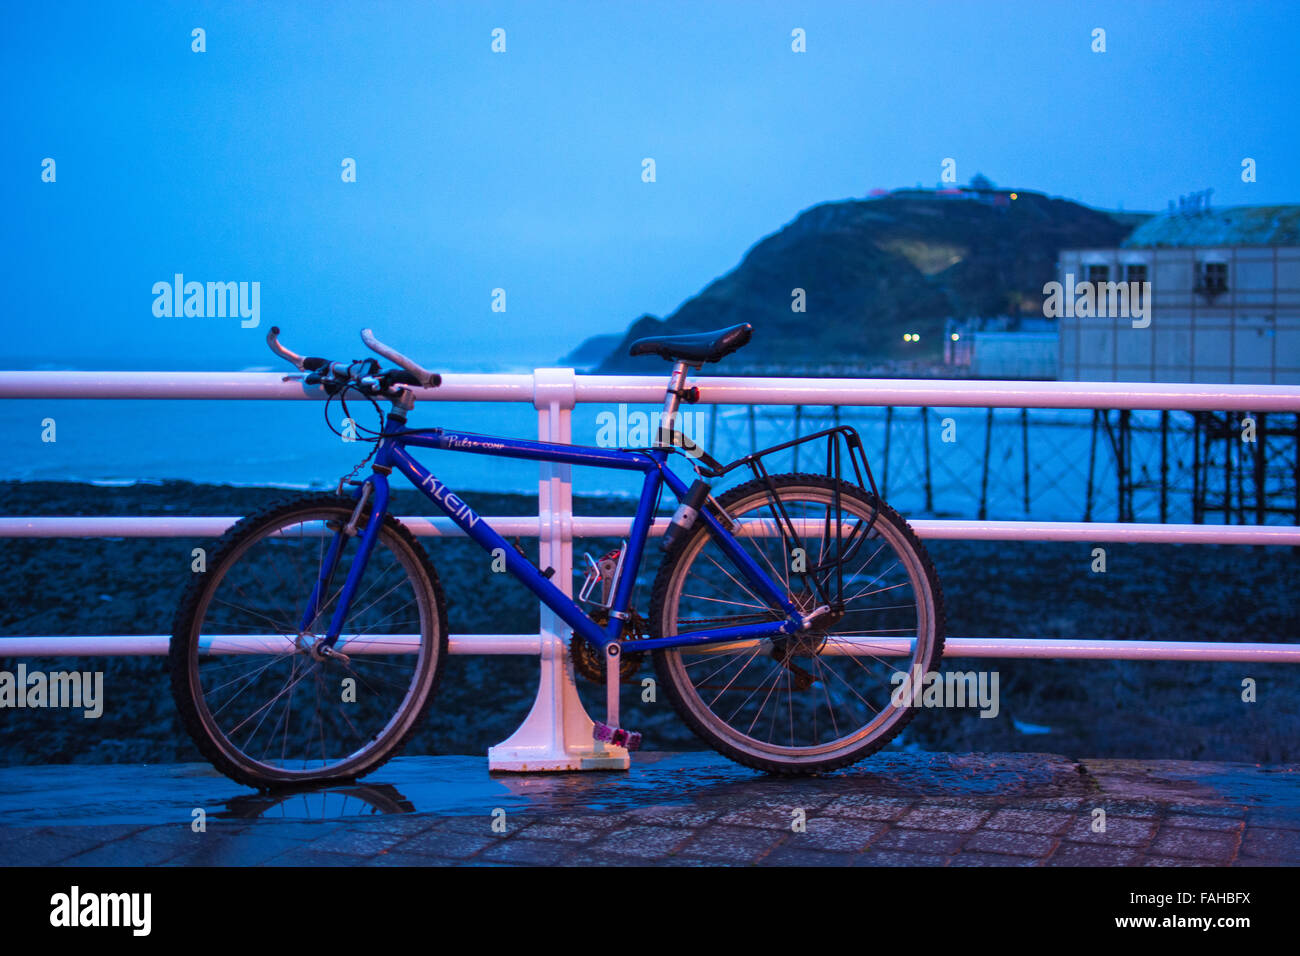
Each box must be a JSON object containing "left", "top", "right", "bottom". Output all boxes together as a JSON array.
[{"left": 1, "top": 751, "right": 1295, "bottom": 867}]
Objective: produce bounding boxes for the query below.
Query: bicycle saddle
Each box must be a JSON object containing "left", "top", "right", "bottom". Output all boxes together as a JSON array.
[{"left": 627, "top": 322, "right": 753, "bottom": 364}]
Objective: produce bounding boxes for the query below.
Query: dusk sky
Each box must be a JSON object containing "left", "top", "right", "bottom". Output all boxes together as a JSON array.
[{"left": 4, "top": 0, "right": 1296, "bottom": 371}]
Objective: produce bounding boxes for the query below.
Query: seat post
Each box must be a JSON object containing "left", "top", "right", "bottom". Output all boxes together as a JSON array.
[{"left": 660, "top": 361, "right": 690, "bottom": 439}]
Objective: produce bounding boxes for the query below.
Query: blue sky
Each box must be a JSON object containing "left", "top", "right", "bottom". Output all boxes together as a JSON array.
[{"left": 3, "top": 0, "right": 1296, "bottom": 370}]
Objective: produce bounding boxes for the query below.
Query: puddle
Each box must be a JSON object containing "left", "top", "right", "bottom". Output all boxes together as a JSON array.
[{"left": 0, "top": 750, "right": 1097, "bottom": 825}]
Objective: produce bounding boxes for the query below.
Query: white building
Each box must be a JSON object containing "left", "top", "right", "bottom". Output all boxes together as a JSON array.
[
  {"left": 1057, "top": 205, "right": 1300, "bottom": 384},
  {"left": 945, "top": 317, "right": 1057, "bottom": 379}
]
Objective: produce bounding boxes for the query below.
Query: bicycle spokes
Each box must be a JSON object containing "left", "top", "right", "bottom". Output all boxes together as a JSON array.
[
  {"left": 655, "top": 478, "right": 942, "bottom": 769},
  {"left": 178, "top": 503, "right": 441, "bottom": 783}
]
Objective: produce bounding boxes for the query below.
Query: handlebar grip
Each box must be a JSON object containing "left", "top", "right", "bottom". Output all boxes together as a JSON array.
[
  {"left": 387, "top": 369, "right": 442, "bottom": 388},
  {"left": 266, "top": 325, "right": 309, "bottom": 370},
  {"left": 360, "top": 328, "right": 440, "bottom": 388}
]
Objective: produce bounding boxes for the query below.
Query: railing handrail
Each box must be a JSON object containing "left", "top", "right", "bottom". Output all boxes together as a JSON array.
[
  {"left": 2, "top": 369, "right": 1298, "bottom": 411},
  {"left": 2, "top": 516, "right": 1298, "bottom": 546}
]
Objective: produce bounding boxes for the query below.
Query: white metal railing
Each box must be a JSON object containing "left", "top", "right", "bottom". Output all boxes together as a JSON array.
[
  {"left": 3, "top": 369, "right": 1299, "bottom": 771},
  {"left": 4, "top": 369, "right": 1300, "bottom": 410}
]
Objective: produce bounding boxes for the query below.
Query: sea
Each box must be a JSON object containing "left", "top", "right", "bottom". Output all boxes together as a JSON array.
[{"left": 3, "top": 363, "right": 1221, "bottom": 524}]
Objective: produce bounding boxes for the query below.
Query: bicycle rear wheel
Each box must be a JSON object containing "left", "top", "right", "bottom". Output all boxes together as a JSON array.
[
  {"left": 170, "top": 493, "right": 447, "bottom": 789},
  {"left": 651, "top": 474, "right": 945, "bottom": 774}
]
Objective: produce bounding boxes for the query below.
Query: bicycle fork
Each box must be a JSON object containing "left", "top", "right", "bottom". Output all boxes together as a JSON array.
[{"left": 298, "top": 477, "right": 389, "bottom": 661}]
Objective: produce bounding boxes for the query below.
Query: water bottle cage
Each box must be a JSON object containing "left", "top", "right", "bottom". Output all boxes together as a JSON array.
[{"left": 578, "top": 546, "right": 625, "bottom": 608}]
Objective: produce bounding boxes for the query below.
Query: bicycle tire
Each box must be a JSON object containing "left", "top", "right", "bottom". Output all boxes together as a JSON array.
[
  {"left": 170, "top": 492, "right": 448, "bottom": 789},
  {"left": 650, "top": 473, "right": 945, "bottom": 774}
]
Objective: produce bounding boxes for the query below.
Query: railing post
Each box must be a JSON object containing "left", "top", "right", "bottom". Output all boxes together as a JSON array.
[{"left": 487, "top": 367, "right": 629, "bottom": 771}]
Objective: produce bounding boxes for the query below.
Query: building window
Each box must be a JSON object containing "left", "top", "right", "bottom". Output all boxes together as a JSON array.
[
  {"left": 1198, "top": 261, "right": 1228, "bottom": 295},
  {"left": 1124, "top": 263, "right": 1148, "bottom": 285},
  {"left": 1086, "top": 264, "right": 1109, "bottom": 285}
]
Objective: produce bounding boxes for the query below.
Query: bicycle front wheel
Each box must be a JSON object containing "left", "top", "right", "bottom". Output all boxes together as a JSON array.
[
  {"left": 170, "top": 493, "right": 447, "bottom": 789},
  {"left": 651, "top": 474, "right": 945, "bottom": 774}
]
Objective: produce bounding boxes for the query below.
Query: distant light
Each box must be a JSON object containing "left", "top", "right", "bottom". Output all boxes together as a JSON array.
[
  {"left": 1010, "top": 192, "right": 1018, "bottom": 200},
  {"left": 951, "top": 333, "right": 960, "bottom": 341},
  {"left": 903, "top": 332, "right": 920, "bottom": 342}
]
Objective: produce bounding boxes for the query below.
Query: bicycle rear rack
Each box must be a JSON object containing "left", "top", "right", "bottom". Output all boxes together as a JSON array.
[{"left": 698, "top": 425, "right": 883, "bottom": 615}]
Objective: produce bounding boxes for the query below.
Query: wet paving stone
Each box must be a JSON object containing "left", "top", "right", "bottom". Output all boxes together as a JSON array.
[
  {"left": 588, "top": 823, "right": 695, "bottom": 859},
  {"left": 264, "top": 847, "right": 371, "bottom": 867},
  {"left": 1238, "top": 826, "right": 1300, "bottom": 859},
  {"left": 1160, "top": 814, "right": 1244, "bottom": 832},
  {"left": 390, "top": 829, "right": 497, "bottom": 860},
  {"left": 964, "top": 828, "right": 1057, "bottom": 857},
  {"left": 162, "top": 835, "right": 317, "bottom": 867},
  {"left": 362, "top": 850, "right": 455, "bottom": 866},
  {"left": 872, "top": 827, "right": 968, "bottom": 855},
  {"left": 1062, "top": 814, "right": 1159, "bottom": 847},
  {"left": 0, "top": 751, "right": 1295, "bottom": 867},
  {"left": 513, "top": 822, "right": 603, "bottom": 843},
  {"left": 349, "top": 815, "right": 443, "bottom": 838},
  {"left": 296, "top": 826, "right": 415, "bottom": 857},
  {"left": 853, "top": 848, "right": 949, "bottom": 867},
  {"left": 1143, "top": 856, "right": 1213, "bottom": 867},
  {"left": 624, "top": 805, "right": 724, "bottom": 827},
  {"left": 897, "top": 806, "right": 990, "bottom": 832},
  {"left": 1146, "top": 827, "right": 1240, "bottom": 862},
  {"left": 527, "top": 810, "right": 625, "bottom": 830},
  {"left": 949, "top": 852, "right": 1039, "bottom": 867},
  {"left": 236, "top": 821, "right": 346, "bottom": 843},
  {"left": 674, "top": 824, "right": 786, "bottom": 863},
  {"left": 1163, "top": 803, "right": 1248, "bottom": 820},
  {"left": 3, "top": 826, "right": 124, "bottom": 866},
  {"left": 1046, "top": 843, "right": 1141, "bottom": 866},
  {"left": 60, "top": 838, "right": 184, "bottom": 867},
  {"left": 982, "top": 808, "right": 1075, "bottom": 835},
  {"left": 820, "top": 794, "right": 915, "bottom": 821},
  {"left": 134, "top": 823, "right": 252, "bottom": 846},
  {"left": 1244, "top": 809, "right": 1300, "bottom": 831},
  {"left": 716, "top": 806, "right": 808, "bottom": 829},
  {"left": 478, "top": 836, "right": 582, "bottom": 866},
  {"left": 758, "top": 846, "right": 855, "bottom": 867},
  {"left": 788, "top": 817, "right": 887, "bottom": 852}
]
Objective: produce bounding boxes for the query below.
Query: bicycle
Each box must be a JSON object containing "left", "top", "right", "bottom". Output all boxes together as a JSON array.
[{"left": 170, "top": 323, "right": 945, "bottom": 788}]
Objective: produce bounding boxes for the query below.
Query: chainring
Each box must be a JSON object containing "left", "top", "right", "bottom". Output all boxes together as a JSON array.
[{"left": 570, "top": 610, "right": 647, "bottom": 684}]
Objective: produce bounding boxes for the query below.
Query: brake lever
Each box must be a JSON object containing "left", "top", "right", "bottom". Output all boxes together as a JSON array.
[{"left": 303, "top": 370, "right": 346, "bottom": 396}]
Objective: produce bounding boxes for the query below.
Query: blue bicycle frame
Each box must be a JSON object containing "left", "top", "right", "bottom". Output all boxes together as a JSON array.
[{"left": 303, "top": 410, "right": 806, "bottom": 655}]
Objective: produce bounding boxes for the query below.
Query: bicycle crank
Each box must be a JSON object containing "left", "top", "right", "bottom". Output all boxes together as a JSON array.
[{"left": 570, "top": 609, "right": 647, "bottom": 684}]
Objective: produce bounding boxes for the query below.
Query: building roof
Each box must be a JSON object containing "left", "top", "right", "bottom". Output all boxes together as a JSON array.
[{"left": 1122, "top": 205, "right": 1300, "bottom": 248}]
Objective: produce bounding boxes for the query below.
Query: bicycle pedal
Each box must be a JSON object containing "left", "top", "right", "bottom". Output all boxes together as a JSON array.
[{"left": 592, "top": 721, "right": 642, "bottom": 751}]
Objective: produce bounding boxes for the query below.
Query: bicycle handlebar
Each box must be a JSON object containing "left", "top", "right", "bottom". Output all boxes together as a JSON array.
[
  {"left": 360, "top": 328, "right": 441, "bottom": 388},
  {"left": 266, "top": 325, "right": 441, "bottom": 395},
  {"left": 266, "top": 326, "right": 309, "bottom": 370}
]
